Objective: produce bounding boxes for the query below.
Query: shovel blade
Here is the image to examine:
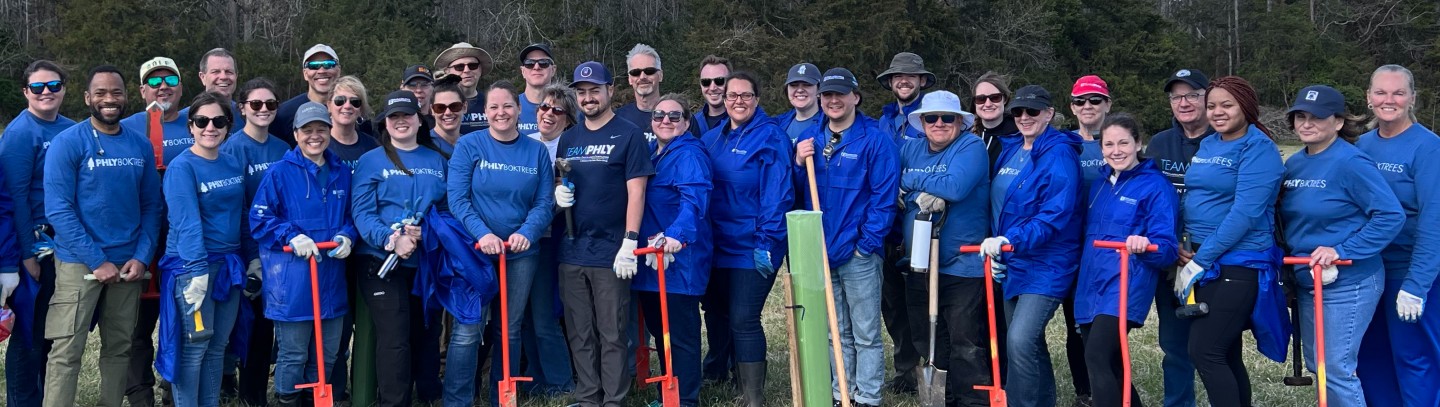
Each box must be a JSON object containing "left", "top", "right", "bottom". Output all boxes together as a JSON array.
[
  {"left": 312, "top": 384, "right": 335, "bottom": 407},
  {"left": 918, "top": 365, "right": 947, "bottom": 407},
  {"left": 662, "top": 377, "right": 681, "bottom": 407}
]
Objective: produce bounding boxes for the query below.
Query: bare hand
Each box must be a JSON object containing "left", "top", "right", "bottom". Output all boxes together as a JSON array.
[
  {"left": 23, "top": 258, "right": 41, "bottom": 280},
  {"left": 478, "top": 234, "right": 505, "bottom": 255},
  {"left": 120, "top": 260, "right": 147, "bottom": 282},
  {"left": 506, "top": 234, "right": 531, "bottom": 253},
  {"left": 1309, "top": 246, "right": 1339, "bottom": 267},
  {"left": 92, "top": 262, "right": 121, "bottom": 284},
  {"left": 1125, "top": 235, "right": 1152, "bottom": 254},
  {"left": 395, "top": 235, "right": 419, "bottom": 259},
  {"left": 403, "top": 225, "right": 422, "bottom": 238},
  {"left": 796, "top": 139, "right": 815, "bottom": 165},
  {"left": 1175, "top": 247, "right": 1194, "bottom": 267}
]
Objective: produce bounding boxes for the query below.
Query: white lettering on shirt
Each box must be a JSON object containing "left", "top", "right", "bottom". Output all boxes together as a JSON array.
[
  {"left": 1376, "top": 162, "right": 1406, "bottom": 174},
  {"left": 87, "top": 157, "right": 146, "bottom": 170},
  {"left": 997, "top": 167, "right": 1021, "bottom": 176},
  {"left": 476, "top": 160, "right": 538, "bottom": 175},
  {"left": 1283, "top": 179, "right": 1328, "bottom": 189},
  {"left": 1190, "top": 156, "right": 1235, "bottom": 167},
  {"left": 199, "top": 176, "right": 243, "bottom": 193}
]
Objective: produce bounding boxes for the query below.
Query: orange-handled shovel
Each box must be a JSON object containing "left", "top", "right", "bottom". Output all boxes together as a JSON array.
[
  {"left": 283, "top": 241, "right": 339, "bottom": 407},
  {"left": 959, "top": 244, "right": 1013, "bottom": 407}
]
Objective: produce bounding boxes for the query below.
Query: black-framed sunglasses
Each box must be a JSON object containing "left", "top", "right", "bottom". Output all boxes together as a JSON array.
[
  {"left": 699, "top": 77, "right": 726, "bottom": 87},
  {"left": 522, "top": 58, "right": 554, "bottom": 69},
  {"left": 921, "top": 114, "right": 958, "bottom": 124},
  {"left": 304, "top": 60, "right": 338, "bottom": 71},
  {"left": 332, "top": 96, "right": 363, "bottom": 108},
  {"left": 1071, "top": 96, "right": 1108, "bottom": 106},
  {"left": 538, "top": 103, "right": 568, "bottom": 116},
  {"left": 1011, "top": 108, "right": 1044, "bottom": 117},
  {"left": 628, "top": 67, "right": 660, "bottom": 77},
  {"left": 26, "top": 80, "right": 63, "bottom": 95},
  {"left": 245, "top": 99, "right": 279, "bottom": 112},
  {"left": 145, "top": 75, "right": 181, "bottom": 89},
  {"left": 432, "top": 101, "right": 465, "bottom": 114},
  {"left": 191, "top": 115, "right": 231, "bottom": 129},
  {"left": 973, "top": 93, "right": 1004, "bottom": 105},
  {"left": 651, "top": 110, "right": 685, "bottom": 123},
  {"left": 449, "top": 62, "right": 481, "bottom": 72}
]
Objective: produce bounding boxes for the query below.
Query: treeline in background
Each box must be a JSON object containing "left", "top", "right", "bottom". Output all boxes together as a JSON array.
[{"left": 0, "top": 0, "right": 1436, "bottom": 138}]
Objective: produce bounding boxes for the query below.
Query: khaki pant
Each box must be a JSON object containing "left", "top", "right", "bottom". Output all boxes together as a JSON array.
[{"left": 42, "top": 260, "right": 143, "bottom": 407}]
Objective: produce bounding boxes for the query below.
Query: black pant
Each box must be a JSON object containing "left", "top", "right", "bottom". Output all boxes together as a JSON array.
[
  {"left": 905, "top": 272, "right": 989, "bottom": 406},
  {"left": 1188, "top": 265, "right": 1258, "bottom": 407},
  {"left": 237, "top": 294, "right": 274, "bottom": 406},
  {"left": 358, "top": 258, "right": 442, "bottom": 406},
  {"left": 884, "top": 246, "right": 920, "bottom": 383},
  {"left": 1082, "top": 315, "right": 1144, "bottom": 407},
  {"left": 700, "top": 267, "right": 733, "bottom": 381},
  {"left": 1062, "top": 286, "right": 1091, "bottom": 398}
]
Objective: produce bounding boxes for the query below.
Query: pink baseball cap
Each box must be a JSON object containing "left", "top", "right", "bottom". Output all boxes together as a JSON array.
[{"left": 1071, "top": 75, "right": 1109, "bottom": 97}]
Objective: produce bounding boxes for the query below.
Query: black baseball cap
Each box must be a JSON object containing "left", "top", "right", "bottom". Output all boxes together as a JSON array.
[
  {"left": 1164, "top": 69, "right": 1210, "bottom": 93},
  {"left": 1007, "top": 85, "right": 1052, "bottom": 111},
  {"left": 819, "top": 68, "right": 859, "bottom": 94},
  {"left": 379, "top": 90, "right": 420, "bottom": 118},
  {"left": 519, "top": 43, "right": 553, "bottom": 62},
  {"left": 401, "top": 64, "right": 433, "bottom": 84}
]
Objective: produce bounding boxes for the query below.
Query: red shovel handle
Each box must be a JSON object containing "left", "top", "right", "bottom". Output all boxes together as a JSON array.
[
  {"left": 1092, "top": 239, "right": 1158, "bottom": 407},
  {"left": 958, "top": 245, "right": 1014, "bottom": 253},
  {"left": 1282, "top": 257, "right": 1352, "bottom": 266},
  {"left": 1282, "top": 256, "right": 1349, "bottom": 407},
  {"left": 281, "top": 241, "right": 339, "bottom": 406},
  {"left": 1091, "top": 240, "right": 1158, "bottom": 252},
  {"left": 282, "top": 241, "right": 340, "bottom": 252}
]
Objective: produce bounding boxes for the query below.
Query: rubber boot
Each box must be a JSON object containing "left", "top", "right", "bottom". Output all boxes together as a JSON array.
[{"left": 738, "top": 362, "right": 767, "bottom": 407}]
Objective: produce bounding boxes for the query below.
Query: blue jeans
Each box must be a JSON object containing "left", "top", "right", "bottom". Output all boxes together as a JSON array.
[
  {"left": 443, "top": 321, "right": 485, "bottom": 407},
  {"left": 173, "top": 288, "right": 243, "bottom": 407},
  {"left": 1375, "top": 276, "right": 1440, "bottom": 406},
  {"left": 521, "top": 237, "right": 574, "bottom": 394},
  {"left": 7, "top": 259, "right": 55, "bottom": 407},
  {"left": 273, "top": 318, "right": 342, "bottom": 396},
  {"left": 1003, "top": 294, "right": 1062, "bottom": 407},
  {"left": 1154, "top": 274, "right": 1196, "bottom": 407},
  {"left": 725, "top": 267, "right": 776, "bottom": 363},
  {"left": 1298, "top": 269, "right": 1381, "bottom": 407},
  {"left": 828, "top": 251, "right": 884, "bottom": 405},
  {"left": 638, "top": 291, "right": 702, "bottom": 406},
  {"left": 489, "top": 255, "right": 540, "bottom": 401},
  {"left": 701, "top": 266, "right": 734, "bottom": 380}
]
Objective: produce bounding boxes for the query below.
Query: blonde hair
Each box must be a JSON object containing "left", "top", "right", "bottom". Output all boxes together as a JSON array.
[{"left": 332, "top": 75, "right": 371, "bottom": 119}]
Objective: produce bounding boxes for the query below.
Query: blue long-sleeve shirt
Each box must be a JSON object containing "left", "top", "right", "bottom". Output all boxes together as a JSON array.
[
  {"left": 221, "top": 130, "right": 292, "bottom": 261},
  {"left": 703, "top": 110, "right": 794, "bottom": 269},
  {"left": 0, "top": 110, "right": 76, "bottom": 256},
  {"left": 119, "top": 111, "right": 193, "bottom": 167},
  {"left": 1356, "top": 124, "right": 1440, "bottom": 296},
  {"left": 447, "top": 131, "right": 555, "bottom": 258},
  {"left": 898, "top": 134, "right": 990, "bottom": 277},
  {"left": 1184, "top": 125, "right": 1284, "bottom": 268},
  {"left": 44, "top": 120, "right": 163, "bottom": 269},
  {"left": 163, "top": 149, "right": 246, "bottom": 274},
  {"left": 637, "top": 135, "right": 713, "bottom": 295},
  {"left": 1280, "top": 140, "right": 1404, "bottom": 285},
  {"left": 351, "top": 146, "right": 449, "bottom": 263},
  {"left": 794, "top": 114, "right": 900, "bottom": 266}
]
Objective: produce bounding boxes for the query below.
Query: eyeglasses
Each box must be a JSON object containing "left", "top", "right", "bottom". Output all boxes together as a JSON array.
[
  {"left": 922, "top": 114, "right": 958, "bottom": 124},
  {"left": 538, "top": 103, "right": 568, "bottom": 116},
  {"left": 1169, "top": 92, "right": 1204, "bottom": 104},
  {"left": 1011, "top": 108, "right": 1044, "bottom": 117},
  {"left": 725, "top": 92, "right": 756, "bottom": 102},
  {"left": 521, "top": 58, "right": 554, "bottom": 69},
  {"left": 973, "top": 93, "right": 1004, "bottom": 105},
  {"left": 403, "top": 80, "right": 434, "bottom": 90},
  {"left": 432, "top": 101, "right": 465, "bottom": 114},
  {"left": 1072, "top": 96, "right": 1108, "bottom": 106},
  {"left": 190, "top": 115, "right": 231, "bottom": 129},
  {"left": 628, "top": 67, "right": 660, "bottom": 77},
  {"left": 26, "top": 80, "right": 63, "bottom": 95},
  {"left": 700, "top": 77, "right": 726, "bottom": 88},
  {"left": 245, "top": 99, "right": 279, "bottom": 111},
  {"left": 449, "top": 62, "right": 481, "bottom": 72},
  {"left": 304, "top": 60, "right": 338, "bottom": 70},
  {"left": 145, "top": 75, "right": 180, "bottom": 89},
  {"left": 332, "top": 96, "right": 363, "bottom": 108},
  {"left": 651, "top": 110, "right": 685, "bottom": 123}
]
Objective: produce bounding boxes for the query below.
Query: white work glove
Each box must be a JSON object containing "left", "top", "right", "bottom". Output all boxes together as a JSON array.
[
  {"left": 643, "top": 234, "right": 675, "bottom": 270},
  {"left": 1319, "top": 265, "right": 1338, "bottom": 285},
  {"left": 0, "top": 273, "right": 18, "bottom": 305},
  {"left": 290, "top": 234, "right": 320, "bottom": 261},
  {"left": 980, "top": 236, "right": 1009, "bottom": 258},
  {"left": 1398, "top": 290, "right": 1425, "bottom": 322},
  {"left": 183, "top": 274, "right": 209, "bottom": 311},
  {"left": 614, "top": 238, "right": 639, "bottom": 279},
  {"left": 990, "top": 261, "right": 1008, "bottom": 282},
  {"left": 328, "top": 235, "right": 352, "bottom": 259},
  {"left": 915, "top": 192, "right": 946, "bottom": 213},
  {"left": 1173, "top": 260, "right": 1205, "bottom": 300},
  {"left": 555, "top": 184, "right": 575, "bottom": 208}
]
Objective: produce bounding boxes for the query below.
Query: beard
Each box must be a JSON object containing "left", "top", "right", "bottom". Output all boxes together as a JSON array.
[{"left": 90, "top": 103, "right": 125, "bottom": 125}]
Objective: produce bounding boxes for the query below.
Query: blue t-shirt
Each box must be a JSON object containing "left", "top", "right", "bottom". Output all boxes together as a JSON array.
[
  {"left": 446, "top": 131, "right": 555, "bottom": 258},
  {"left": 221, "top": 130, "right": 291, "bottom": 261},
  {"left": 163, "top": 149, "right": 246, "bottom": 273},
  {"left": 120, "top": 111, "right": 193, "bottom": 167},
  {"left": 1355, "top": 123, "right": 1440, "bottom": 293},
  {"left": 518, "top": 94, "right": 541, "bottom": 135},
  {"left": 0, "top": 110, "right": 76, "bottom": 252},
  {"left": 1183, "top": 125, "right": 1284, "bottom": 267},
  {"left": 556, "top": 117, "right": 656, "bottom": 266},
  {"left": 1078, "top": 139, "right": 1106, "bottom": 198},
  {"left": 783, "top": 111, "right": 821, "bottom": 143},
  {"left": 460, "top": 95, "right": 490, "bottom": 135},
  {"left": 351, "top": 146, "right": 449, "bottom": 263},
  {"left": 44, "top": 121, "right": 163, "bottom": 269},
  {"left": 327, "top": 134, "right": 381, "bottom": 172},
  {"left": 1279, "top": 141, "right": 1404, "bottom": 285},
  {"left": 615, "top": 102, "right": 657, "bottom": 144},
  {"left": 991, "top": 149, "right": 1029, "bottom": 222}
]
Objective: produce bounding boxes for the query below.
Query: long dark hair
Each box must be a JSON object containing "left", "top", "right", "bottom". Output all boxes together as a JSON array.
[
  {"left": 377, "top": 107, "right": 448, "bottom": 175},
  {"left": 1206, "top": 76, "right": 1273, "bottom": 140}
]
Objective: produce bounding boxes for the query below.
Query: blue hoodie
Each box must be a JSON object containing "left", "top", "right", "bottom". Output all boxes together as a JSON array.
[
  {"left": 1077, "top": 159, "right": 1180, "bottom": 325},
  {"left": 1280, "top": 140, "right": 1405, "bottom": 286},
  {"left": 1184, "top": 125, "right": 1284, "bottom": 268},
  {"left": 897, "top": 134, "right": 990, "bottom": 278},
  {"left": 794, "top": 113, "right": 900, "bottom": 267},
  {"left": 1355, "top": 124, "right": 1440, "bottom": 296},
  {"left": 879, "top": 99, "right": 925, "bottom": 144},
  {"left": 991, "top": 126, "right": 1083, "bottom": 299},
  {"left": 772, "top": 108, "right": 822, "bottom": 143},
  {"left": 351, "top": 146, "right": 449, "bottom": 264},
  {"left": 163, "top": 149, "right": 246, "bottom": 274},
  {"left": 249, "top": 148, "right": 357, "bottom": 322},
  {"left": 702, "top": 109, "right": 794, "bottom": 270},
  {"left": 44, "top": 120, "right": 163, "bottom": 269},
  {"left": 637, "top": 135, "right": 713, "bottom": 295},
  {"left": 120, "top": 111, "right": 192, "bottom": 166},
  {"left": 221, "top": 130, "right": 292, "bottom": 261},
  {"left": 447, "top": 131, "right": 555, "bottom": 258},
  {"left": 0, "top": 110, "right": 76, "bottom": 255}
]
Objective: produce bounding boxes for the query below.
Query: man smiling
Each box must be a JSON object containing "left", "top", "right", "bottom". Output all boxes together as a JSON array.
[
  {"left": 274, "top": 44, "right": 343, "bottom": 146},
  {"left": 120, "top": 57, "right": 191, "bottom": 166}
]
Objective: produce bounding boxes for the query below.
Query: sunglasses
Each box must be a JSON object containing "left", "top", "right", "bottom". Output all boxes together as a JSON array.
[
  {"left": 145, "top": 75, "right": 181, "bottom": 89},
  {"left": 1011, "top": 108, "right": 1044, "bottom": 117},
  {"left": 538, "top": 102, "right": 568, "bottom": 116},
  {"left": 921, "top": 114, "right": 958, "bottom": 124},
  {"left": 699, "top": 77, "right": 726, "bottom": 88},
  {"left": 432, "top": 101, "right": 465, "bottom": 114},
  {"left": 332, "top": 96, "right": 363, "bottom": 108},
  {"left": 304, "top": 60, "right": 338, "bottom": 70},
  {"left": 191, "top": 115, "right": 231, "bottom": 129},
  {"left": 973, "top": 93, "right": 1004, "bottom": 105},
  {"left": 521, "top": 58, "right": 554, "bottom": 69},
  {"left": 26, "top": 80, "right": 63, "bottom": 95},
  {"left": 1072, "top": 96, "right": 1109, "bottom": 106},
  {"left": 651, "top": 110, "right": 685, "bottom": 123},
  {"left": 823, "top": 131, "right": 842, "bottom": 158},
  {"left": 449, "top": 62, "right": 481, "bottom": 72},
  {"left": 628, "top": 67, "right": 660, "bottom": 77},
  {"left": 245, "top": 99, "right": 279, "bottom": 112}
]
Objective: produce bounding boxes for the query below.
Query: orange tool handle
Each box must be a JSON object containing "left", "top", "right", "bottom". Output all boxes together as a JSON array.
[
  {"left": 959, "top": 245, "right": 1014, "bottom": 253},
  {"left": 282, "top": 241, "right": 339, "bottom": 252},
  {"left": 1282, "top": 257, "right": 1352, "bottom": 266},
  {"left": 1091, "top": 240, "right": 1158, "bottom": 252}
]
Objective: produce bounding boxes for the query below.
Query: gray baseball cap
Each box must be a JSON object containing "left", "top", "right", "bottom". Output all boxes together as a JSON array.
[
  {"left": 786, "top": 63, "right": 821, "bottom": 85},
  {"left": 293, "top": 101, "right": 332, "bottom": 129}
]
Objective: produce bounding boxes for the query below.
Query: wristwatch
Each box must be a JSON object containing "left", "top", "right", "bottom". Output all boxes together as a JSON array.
[{"left": 625, "top": 231, "right": 639, "bottom": 240}]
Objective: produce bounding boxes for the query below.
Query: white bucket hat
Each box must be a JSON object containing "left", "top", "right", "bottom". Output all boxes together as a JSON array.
[{"left": 907, "top": 91, "right": 976, "bottom": 132}]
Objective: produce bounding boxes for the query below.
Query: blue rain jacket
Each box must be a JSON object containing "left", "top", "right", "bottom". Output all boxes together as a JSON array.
[
  {"left": 794, "top": 113, "right": 900, "bottom": 267},
  {"left": 702, "top": 108, "right": 793, "bottom": 270},
  {"left": 155, "top": 253, "right": 246, "bottom": 382},
  {"left": 636, "top": 135, "right": 713, "bottom": 295},
  {"left": 249, "top": 148, "right": 357, "bottom": 322},
  {"left": 416, "top": 207, "right": 497, "bottom": 325},
  {"left": 992, "top": 126, "right": 1083, "bottom": 299},
  {"left": 1077, "top": 159, "right": 1180, "bottom": 325}
]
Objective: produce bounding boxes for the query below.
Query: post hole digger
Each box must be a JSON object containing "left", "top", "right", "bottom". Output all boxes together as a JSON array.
[
  {"left": 1092, "top": 240, "right": 1160, "bottom": 407},
  {"left": 1282, "top": 256, "right": 1353, "bottom": 407},
  {"left": 282, "top": 241, "right": 340, "bottom": 407},
  {"left": 633, "top": 246, "right": 682, "bottom": 407},
  {"left": 472, "top": 241, "right": 533, "bottom": 407},
  {"left": 959, "top": 244, "right": 1012, "bottom": 407}
]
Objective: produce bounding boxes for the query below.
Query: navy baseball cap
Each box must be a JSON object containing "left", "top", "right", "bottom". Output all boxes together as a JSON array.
[
  {"left": 786, "top": 63, "right": 821, "bottom": 85},
  {"left": 1007, "top": 85, "right": 1053, "bottom": 111},
  {"left": 1286, "top": 85, "right": 1345, "bottom": 118},
  {"left": 569, "top": 61, "right": 611, "bottom": 87},
  {"left": 401, "top": 64, "right": 433, "bottom": 84},
  {"left": 1164, "top": 68, "right": 1209, "bottom": 92},
  {"left": 819, "top": 68, "right": 859, "bottom": 94}
]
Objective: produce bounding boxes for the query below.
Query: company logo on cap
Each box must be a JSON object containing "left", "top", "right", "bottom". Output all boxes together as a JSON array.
[
  {"left": 1022, "top": 94, "right": 1037, "bottom": 99},
  {"left": 1078, "top": 83, "right": 1103, "bottom": 92},
  {"left": 1175, "top": 69, "right": 1191, "bottom": 77},
  {"left": 417, "top": 66, "right": 428, "bottom": 73},
  {"left": 797, "top": 66, "right": 807, "bottom": 74},
  {"left": 1305, "top": 90, "right": 1319, "bottom": 101},
  {"left": 580, "top": 67, "right": 593, "bottom": 78},
  {"left": 389, "top": 97, "right": 411, "bottom": 106}
]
